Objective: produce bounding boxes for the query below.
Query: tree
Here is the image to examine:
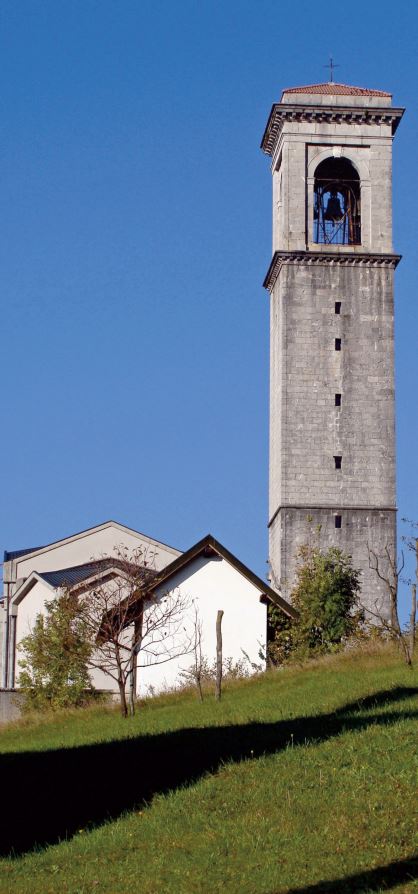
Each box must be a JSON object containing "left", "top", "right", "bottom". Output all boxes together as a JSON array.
[
  {"left": 269, "top": 543, "right": 362, "bottom": 663},
  {"left": 367, "top": 543, "right": 404, "bottom": 633},
  {"left": 18, "top": 591, "right": 92, "bottom": 711},
  {"left": 78, "top": 546, "right": 193, "bottom": 716},
  {"left": 267, "top": 602, "right": 294, "bottom": 666},
  {"left": 367, "top": 522, "right": 418, "bottom": 667},
  {"left": 402, "top": 520, "right": 418, "bottom": 664},
  {"left": 179, "top": 601, "right": 204, "bottom": 701},
  {"left": 18, "top": 546, "right": 194, "bottom": 717},
  {"left": 366, "top": 542, "right": 417, "bottom": 666}
]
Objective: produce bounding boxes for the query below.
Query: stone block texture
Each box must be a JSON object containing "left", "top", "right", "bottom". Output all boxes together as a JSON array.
[
  {"left": 263, "top": 84, "right": 403, "bottom": 618},
  {"left": 268, "top": 261, "right": 396, "bottom": 615}
]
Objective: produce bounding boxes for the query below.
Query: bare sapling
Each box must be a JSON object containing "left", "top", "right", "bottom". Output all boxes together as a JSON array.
[
  {"left": 402, "top": 528, "right": 418, "bottom": 664},
  {"left": 73, "top": 545, "right": 192, "bottom": 716},
  {"left": 367, "top": 543, "right": 414, "bottom": 666},
  {"left": 410, "top": 582, "right": 417, "bottom": 664},
  {"left": 191, "top": 602, "right": 204, "bottom": 702}
]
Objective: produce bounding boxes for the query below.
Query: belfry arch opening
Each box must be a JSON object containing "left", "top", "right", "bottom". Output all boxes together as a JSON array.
[{"left": 313, "top": 157, "right": 361, "bottom": 245}]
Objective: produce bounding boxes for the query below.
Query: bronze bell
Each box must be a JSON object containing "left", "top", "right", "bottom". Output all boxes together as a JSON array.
[{"left": 324, "top": 191, "right": 344, "bottom": 222}]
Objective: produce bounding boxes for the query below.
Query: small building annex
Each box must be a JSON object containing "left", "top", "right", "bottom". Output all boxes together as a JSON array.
[{"left": 1, "top": 520, "right": 295, "bottom": 697}]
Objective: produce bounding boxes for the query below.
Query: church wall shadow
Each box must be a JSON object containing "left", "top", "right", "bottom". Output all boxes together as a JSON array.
[
  {"left": 1, "top": 686, "right": 417, "bottom": 857},
  {"left": 273, "top": 854, "right": 418, "bottom": 893}
]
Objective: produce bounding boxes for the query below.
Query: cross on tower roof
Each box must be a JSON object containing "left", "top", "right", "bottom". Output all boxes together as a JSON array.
[{"left": 324, "top": 56, "right": 340, "bottom": 83}]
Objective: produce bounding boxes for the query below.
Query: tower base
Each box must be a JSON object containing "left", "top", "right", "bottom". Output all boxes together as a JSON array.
[{"left": 269, "top": 506, "right": 396, "bottom": 621}]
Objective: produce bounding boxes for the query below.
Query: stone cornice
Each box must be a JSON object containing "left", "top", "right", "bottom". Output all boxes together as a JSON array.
[
  {"left": 260, "top": 103, "right": 404, "bottom": 156},
  {"left": 263, "top": 250, "right": 402, "bottom": 291}
]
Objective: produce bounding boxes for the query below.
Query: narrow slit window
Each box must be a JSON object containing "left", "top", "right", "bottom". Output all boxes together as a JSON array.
[
  {"left": 335, "top": 393, "right": 341, "bottom": 407},
  {"left": 335, "top": 301, "right": 341, "bottom": 315},
  {"left": 335, "top": 338, "right": 341, "bottom": 351},
  {"left": 335, "top": 515, "right": 342, "bottom": 529},
  {"left": 334, "top": 455, "right": 342, "bottom": 469}
]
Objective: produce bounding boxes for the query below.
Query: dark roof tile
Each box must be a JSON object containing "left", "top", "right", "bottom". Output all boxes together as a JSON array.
[
  {"left": 4, "top": 547, "right": 44, "bottom": 562},
  {"left": 38, "top": 558, "right": 158, "bottom": 589},
  {"left": 39, "top": 559, "right": 119, "bottom": 589}
]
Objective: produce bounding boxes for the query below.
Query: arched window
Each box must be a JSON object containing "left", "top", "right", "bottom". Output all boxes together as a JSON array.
[{"left": 313, "top": 157, "right": 361, "bottom": 245}]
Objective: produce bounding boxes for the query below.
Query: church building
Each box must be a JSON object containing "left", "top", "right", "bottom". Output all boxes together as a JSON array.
[
  {"left": 0, "top": 521, "right": 295, "bottom": 697},
  {"left": 0, "top": 77, "right": 405, "bottom": 705},
  {"left": 261, "top": 80, "right": 404, "bottom": 616}
]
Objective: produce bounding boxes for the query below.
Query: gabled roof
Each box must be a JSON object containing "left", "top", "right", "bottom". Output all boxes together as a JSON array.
[
  {"left": 39, "top": 559, "right": 121, "bottom": 589},
  {"left": 281, "top": 82, "right": 391, "bottom": 98},
  {"left": 10, "top": 558, "right": 145, "bottom": 607},
  {"left": 147, "top": 534, "right": 297, "bottom": 619},
  {"left": 9, "top": 535, "right": 296, "bottom": 621},
  {"left": 4, "top": 520, "right": 180, "bottom": 567}
]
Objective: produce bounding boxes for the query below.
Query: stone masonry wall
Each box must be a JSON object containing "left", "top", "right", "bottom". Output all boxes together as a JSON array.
[
  {"left": 269, "top": 507, "right": 396, "bottom": 618},
  {"left": 269, "top": 260, "right": 396, "bottom": 616}
]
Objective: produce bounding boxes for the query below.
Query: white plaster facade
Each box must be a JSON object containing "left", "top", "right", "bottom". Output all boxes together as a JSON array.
[
  {"left": 138, "top": 551, "right": 268, "bottom": 695},
  {"left": 1, "top": 521, "right": 180, "bottom": 690},
  {"left": 1, "top": 523, "right": 295, "bottom": 698}
]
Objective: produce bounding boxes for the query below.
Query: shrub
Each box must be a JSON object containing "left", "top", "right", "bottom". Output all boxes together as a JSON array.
[
  {"left": 18, "top": 592, "right": 93, "bottom": 711},
  {"left": 269, "top": 545, "right": 363, "bottom": 664}
]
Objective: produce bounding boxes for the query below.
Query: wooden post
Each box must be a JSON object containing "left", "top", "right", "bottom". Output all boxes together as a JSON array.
[
  {"left": 410, "top": 583, "right": 416, "bottom": 664},
  {"left": 129, "top": 615, "right": 142, "bottom": 717},
  {"left": 410, "top": 538, "right": 418, "bottom": 665},
  {"left": 215, "top": 610, "right": 224, "bottom": 701},
  {"left": 128, "top": 650, "right": 136, "bottom": 716}
]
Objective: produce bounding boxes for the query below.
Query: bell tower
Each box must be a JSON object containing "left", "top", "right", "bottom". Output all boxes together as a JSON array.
[{"left": 261, "top": 82, "right": 404, "bottom": 615}]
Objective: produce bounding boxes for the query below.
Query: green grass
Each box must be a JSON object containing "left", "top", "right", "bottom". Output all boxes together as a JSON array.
[{"left": 0, "top": 644, "right": 417, "bottom": 894}]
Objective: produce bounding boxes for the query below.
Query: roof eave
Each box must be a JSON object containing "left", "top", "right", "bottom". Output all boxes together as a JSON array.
[
  {"left": 11, "top": 572, "right": 55, "bottom": 608},
  {"left": 146, "top": 533, "right": 297, "bottom": 619},
  {"left": 261, "top": 104, "right": 405, "bottom": 156}
]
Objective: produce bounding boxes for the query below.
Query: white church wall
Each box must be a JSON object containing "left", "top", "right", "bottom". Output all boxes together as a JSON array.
[
  {"left": 13, "top": 576, "right": 134, "bottom": 694},
  {"left": 14, "top": 580, "right": 54, "bottom": 659},
  {"left": 137, "top": 555, "right": 267, "bottom": 697},
  {"left": 10, "top": 549, "right": 268, "bottom": 701},
  {"left": 0, "top": 602, "right": 7, "bottom": 684},
  {"left": 13, "top": 579, "right": 56, "bottom": 687}
]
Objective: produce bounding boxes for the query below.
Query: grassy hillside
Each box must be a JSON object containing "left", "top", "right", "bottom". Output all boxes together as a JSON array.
[{"left": 0, "top": 644, "right": 417, "bottom": 894}]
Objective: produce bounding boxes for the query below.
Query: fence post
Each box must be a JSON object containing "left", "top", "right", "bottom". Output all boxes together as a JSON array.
[{"left": 215, "top": 610, "right": 224, "bottom": 701}]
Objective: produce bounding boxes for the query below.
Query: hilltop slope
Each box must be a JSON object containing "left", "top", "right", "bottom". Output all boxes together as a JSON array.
[{"left": 0, "top": 645, "right": 417, "bottom": 893}]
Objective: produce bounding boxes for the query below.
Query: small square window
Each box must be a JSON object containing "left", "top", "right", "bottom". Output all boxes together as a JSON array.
[
  {"left": 335, "top": 302, "right": 341, "bottom": 315},
  {"left": 335, "top": 338, "right": 341, "bottom": 351},
  {"left": 335, "top": 393, "right": 341, "bottom": 407},
  {"left": 335, "top": 515, "right": 342, "bottom": 529},
  {"left": 334, "top": 455, "right": 342, "bottom": 469}
]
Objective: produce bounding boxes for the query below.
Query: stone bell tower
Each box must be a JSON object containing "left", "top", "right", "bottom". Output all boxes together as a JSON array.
[{"left": 261, "top": 81, "right": 404, "bottom": 615}]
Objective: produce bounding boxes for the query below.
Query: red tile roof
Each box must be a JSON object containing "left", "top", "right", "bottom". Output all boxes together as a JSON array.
[{"left": 281, "top": 82, "right": 391, "bottom": 97}]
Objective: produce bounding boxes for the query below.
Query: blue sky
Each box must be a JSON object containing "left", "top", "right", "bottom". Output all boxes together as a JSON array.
[{"left": 1, "top": 0, "right": 416, "bottom": 620}]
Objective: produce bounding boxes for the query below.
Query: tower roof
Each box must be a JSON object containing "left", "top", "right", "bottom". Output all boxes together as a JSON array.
[
  {"left": 281, "top": 82, "right": 391, "bottom": 98},
  {"left": 261, "top": 82, "right": 404, "bottom": 155}
]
